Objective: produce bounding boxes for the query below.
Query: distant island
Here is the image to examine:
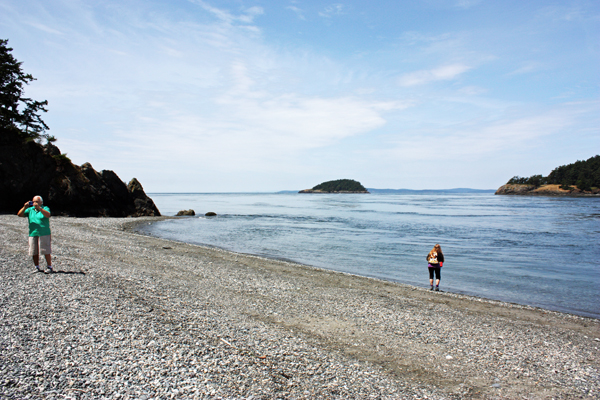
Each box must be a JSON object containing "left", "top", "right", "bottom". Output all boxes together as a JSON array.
[
  {"left": 299, "top": 179, "right": 369, "bottom": 194},
  {"left": 496, "top": 155, "right": 600, "bottom": 196},
  {"left": 277, "top": 188, "right": 495, "bottom": 194}
]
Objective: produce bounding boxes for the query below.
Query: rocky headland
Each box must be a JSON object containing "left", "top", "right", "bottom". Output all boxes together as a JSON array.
[
  {"left": 0, "top": 40, "right": 159, "bottom": 217},
  {"left": 495, "top": 155, "right": 599, "bottom": 197},
  {"left": 495, "top": 184, "right": 600, "bottom": 196},
  {"left": 0, "top": 139, "right": 160, "bottom": 217}
]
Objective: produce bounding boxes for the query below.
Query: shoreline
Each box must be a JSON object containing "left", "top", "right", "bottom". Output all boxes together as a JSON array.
[
  {"left": 1, "top": 215, "right": 599, "bottom": 399},
  {"left": 495, "top": 183, "right": 600, "bottom": 197},
  {"left": 133, "top": 216, "right": 598, "bottom": 320}
]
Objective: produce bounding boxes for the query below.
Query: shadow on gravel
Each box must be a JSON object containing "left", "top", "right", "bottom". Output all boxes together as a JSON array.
[{"left": 45, "top": 270, "right": 86, "bottom": 275}]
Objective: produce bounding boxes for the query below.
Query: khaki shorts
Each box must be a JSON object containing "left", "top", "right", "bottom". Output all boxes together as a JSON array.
[{"left": 29, "top": 235, "right": 52, "bottom": 256}]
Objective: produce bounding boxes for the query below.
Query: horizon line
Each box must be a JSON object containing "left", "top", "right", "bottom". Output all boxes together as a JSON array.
[{"left": 148, "top": 188, "right": 498, "bottom": 194}]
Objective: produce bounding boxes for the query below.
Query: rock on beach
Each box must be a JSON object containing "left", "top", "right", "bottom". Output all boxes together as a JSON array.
[
  {"left": 176, "top": 209, "right": 195, "bottom": 216},
  {"left": 0, "top": 215, "right": 598, "bottom": 399}
]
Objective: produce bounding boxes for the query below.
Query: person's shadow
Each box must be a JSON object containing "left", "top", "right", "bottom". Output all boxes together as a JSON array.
[
  {"left": 50, "top": 270, "right": 85, "bottom": 275},
  {"left": 34, "top": 269, "right": 85, "bottom": 275}
]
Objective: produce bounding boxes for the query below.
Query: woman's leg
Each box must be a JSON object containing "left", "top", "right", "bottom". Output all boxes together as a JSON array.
[{"left": 428, "top": 267, "right": 434, "bottom": 288}]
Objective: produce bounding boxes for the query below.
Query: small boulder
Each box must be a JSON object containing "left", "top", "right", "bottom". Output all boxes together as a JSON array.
[
  {"left": 176, "top": 209, "right": 195, "bottom": 216},
  {"left": 205, "top": 212, "right": 217, "bottom": 217}
]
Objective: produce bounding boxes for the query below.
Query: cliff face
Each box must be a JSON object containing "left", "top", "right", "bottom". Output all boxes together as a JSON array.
[
  {"left": 0, "top": 140, "right": 160, "bottom": 216},
  {"left": 495, "top": 184, "right": 600, "bottom": 196}
]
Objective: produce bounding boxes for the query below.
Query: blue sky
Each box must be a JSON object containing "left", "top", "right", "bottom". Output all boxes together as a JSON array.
[{"left": 2, "top": 0, "right": 599, "bottom": 191}]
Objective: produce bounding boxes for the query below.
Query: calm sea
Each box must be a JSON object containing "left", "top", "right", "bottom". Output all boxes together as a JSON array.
[{"left": 140, "top": 193, "right": 600, "bottom": 319}]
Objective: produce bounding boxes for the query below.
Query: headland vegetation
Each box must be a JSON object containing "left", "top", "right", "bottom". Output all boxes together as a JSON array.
[
  {"left": 496, "top": 155, "right": 600, "bottom": 196},
  {"left": 0, "top": 39, "right": 159, "bottom": 216}
]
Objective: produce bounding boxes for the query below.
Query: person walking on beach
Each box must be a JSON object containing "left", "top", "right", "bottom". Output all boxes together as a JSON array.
[
  {"left": 17, "top": 196, "right": 53, "bottom": 272},
  {"left": 426, "top": 244, "right": 444, "bottom": 291}
]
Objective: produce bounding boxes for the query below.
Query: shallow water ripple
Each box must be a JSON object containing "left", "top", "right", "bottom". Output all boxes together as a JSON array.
[{"left": 145, "top": 193, "right": 600, "bottom": 318}]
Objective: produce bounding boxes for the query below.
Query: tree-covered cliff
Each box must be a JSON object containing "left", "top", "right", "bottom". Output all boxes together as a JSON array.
[
  {"left": 497, "top": 155, "right": 600, "bottom": 196},
  {"left": 506, "top": 155, "right": 599, "bottom": 191},
  {"left": 0, "top": 39, "right": 160, "bottom": 216}
]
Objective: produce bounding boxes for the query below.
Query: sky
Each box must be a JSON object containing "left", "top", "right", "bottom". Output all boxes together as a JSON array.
[{"left": 1, "top": 0, "right": 599, "bottom": 192}]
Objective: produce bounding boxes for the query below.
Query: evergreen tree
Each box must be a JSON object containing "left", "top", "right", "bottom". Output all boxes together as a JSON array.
[
  {"left": 0, "top": 39, "right": 50, "bottom": 143},
  {"left": 506, "top": 155, "right": 600, "bottom": 190},
  {"left": 547, "top": 155, "right": 600, "bottom": 189}
]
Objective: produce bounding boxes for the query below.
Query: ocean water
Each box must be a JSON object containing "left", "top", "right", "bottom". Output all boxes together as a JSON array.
[{"left": 140, "top": 193, "right": 600, "bottom": 318}]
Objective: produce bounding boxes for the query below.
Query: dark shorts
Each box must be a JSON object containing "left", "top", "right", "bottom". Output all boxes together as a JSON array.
[{"left": 428, "top": 265, "right": 441, "bottom": 280}]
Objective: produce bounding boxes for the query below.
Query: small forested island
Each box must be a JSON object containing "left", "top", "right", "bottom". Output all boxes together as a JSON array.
[
  {"left": 496, "top": 155, "right": 600, "bottom": 196},
  {"left": 299, "top": 179, "right": 369, "bottom": 194}
]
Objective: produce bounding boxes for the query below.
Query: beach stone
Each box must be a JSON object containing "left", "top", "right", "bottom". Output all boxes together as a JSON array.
[
  {"left": 0, "top": 214, "right": 598, "bottom": 400},
  {"left": 176, "top": 209, "right": 195, "bottom": 216},
  {"left": 205, "top": 212, "right": 217, "bottom": 216}
]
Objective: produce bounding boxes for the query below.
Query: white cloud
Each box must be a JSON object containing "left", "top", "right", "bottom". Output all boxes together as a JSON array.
[
  {"left": 319, "top": 4, "right": 345, "bottom": 18},
  {"left": 25, "top": 21, "right": 64, "bottom": 35},
  {"left": 189, "top": 0, "right": 263, "bottom": 25},
  {"left": 116, "top": 61, "right": 408, "bottom": 166},
  {"left": 398, "top": 64, "right": 472, "bottom": 86},
  {"left": 508, "top": 61, "right": 541, "bottom": 75},
  {"left": 458, "top": 86, "right": 488, "bottom": 95},
  {"left": 210, "top": 61, "right": 410, "bottom": 150},
  {"left": 375, "top": 101, "right": 600, "bottom": 162},
  {"left": 287, "top": 6, "right": 306, "bottom": 20},
  {"left": 239, "top": 6, "right": 264, "bottom": 23}
]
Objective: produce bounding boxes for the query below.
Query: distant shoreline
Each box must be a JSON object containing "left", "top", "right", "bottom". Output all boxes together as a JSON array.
[
  {"left": 147, "top": 188, "right": 497, "bottom": 195},
  {"left": 495, "top": 184, "right": 600, "bottom": 197}
]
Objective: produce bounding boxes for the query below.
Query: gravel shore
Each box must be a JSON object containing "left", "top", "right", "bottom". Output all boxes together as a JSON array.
[{"left": 1, "top": 215, "right": 598, "bottom": 399}]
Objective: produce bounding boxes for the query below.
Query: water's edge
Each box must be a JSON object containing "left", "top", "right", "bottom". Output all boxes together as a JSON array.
[{"left": 128, "top": 217, "right": 598, "bottom": 320}]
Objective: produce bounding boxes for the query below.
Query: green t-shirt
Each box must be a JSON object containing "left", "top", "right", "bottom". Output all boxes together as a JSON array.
[{"left": 24, "top": 206, "right": 51, "bottom": 237}]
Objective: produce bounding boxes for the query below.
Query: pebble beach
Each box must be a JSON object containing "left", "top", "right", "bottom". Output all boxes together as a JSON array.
[{"left": 1, "top": 215, "right": 598, "bottom": 399}]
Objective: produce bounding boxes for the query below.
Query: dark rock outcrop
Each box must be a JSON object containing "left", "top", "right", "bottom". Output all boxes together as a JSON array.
[
  {"left": 0, "top": 139, "right": 161, "bottom": 216},
  {"left": 176, "top": 209, "right": 196, "bottom": 216},
  {"left": 495, "top": 184, "right": 537, "bottom": 195},
  {"left": 205, "top": 212, "right": 217, "bottom": 217},
  {"left": 127, "top": 178, "right": 161, "bottom": 217}
]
